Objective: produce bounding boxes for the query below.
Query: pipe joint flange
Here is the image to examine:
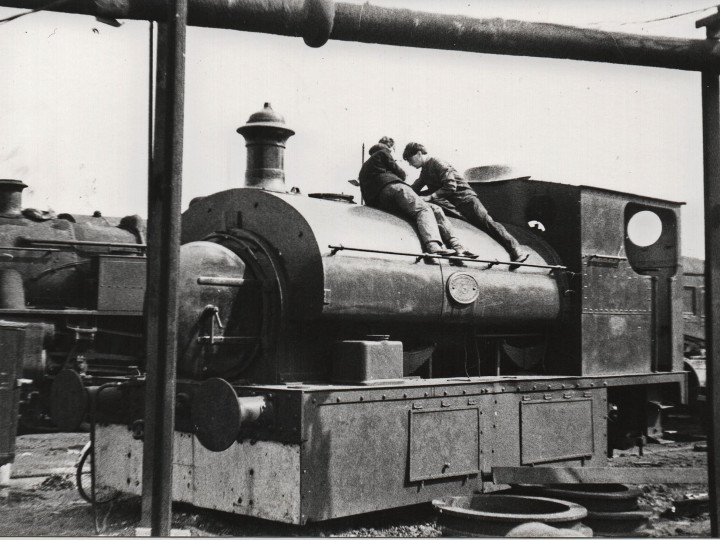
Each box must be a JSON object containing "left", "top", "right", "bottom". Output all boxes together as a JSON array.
[{"left": 303, "top": 0, "right": 335, "bottom": 48}]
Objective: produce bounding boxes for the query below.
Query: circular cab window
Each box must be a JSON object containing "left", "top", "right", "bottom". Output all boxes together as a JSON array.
[{"left": 627, "top": 210, "right": 662, "bottom": 247}]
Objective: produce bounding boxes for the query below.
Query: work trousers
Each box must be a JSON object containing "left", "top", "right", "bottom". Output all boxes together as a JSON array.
[
  {"left": 428, "top": 204, "right": 463, "bottom": 250},
  {"left": 376, "top": 182, "right": 442, "bottom": 248},
  {"left": 453, "top": 194, "right": 521, "bottom": 256}
]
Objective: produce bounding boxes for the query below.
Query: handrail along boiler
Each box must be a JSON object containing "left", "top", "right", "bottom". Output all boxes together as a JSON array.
[{"left": 56, "top": 104, "right": 686, "bottom": 524}]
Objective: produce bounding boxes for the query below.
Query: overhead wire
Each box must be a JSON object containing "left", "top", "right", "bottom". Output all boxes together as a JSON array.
[
  {"left": 586, "top": 4, "right": 719, "bottom": 29},
  {"left": 619, "top": 4, "right": 719, "bottom": 26}
]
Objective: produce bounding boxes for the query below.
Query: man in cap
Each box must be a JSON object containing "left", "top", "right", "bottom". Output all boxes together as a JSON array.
[{"left": 403, "top": 142, "right": 529, "bottom": 268}]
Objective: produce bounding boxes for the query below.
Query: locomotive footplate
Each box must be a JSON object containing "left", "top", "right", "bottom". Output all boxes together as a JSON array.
[{"left": 93, "top": 371, "right": 685, "bottom": 524}]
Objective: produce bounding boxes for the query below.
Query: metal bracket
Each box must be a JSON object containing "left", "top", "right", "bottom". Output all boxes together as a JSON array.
[
  {"left": 586, "top": 253, "right": 627, "bottom": 268},
  {"left": 196, "top": 304, "right": 259, "bottom": 345}
]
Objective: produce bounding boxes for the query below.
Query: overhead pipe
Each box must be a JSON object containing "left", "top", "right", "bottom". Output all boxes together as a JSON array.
[{"left": 1, "top": 0, "right": 720, "bottom": 71}]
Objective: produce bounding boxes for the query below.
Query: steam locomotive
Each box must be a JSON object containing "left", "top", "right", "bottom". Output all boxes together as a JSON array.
[
  {"left": 0, "top": 182, "right": 146, "bottom": 467},
  {"left": 0, "top": 179, "right": 146, "bottom": 437},
  {"left": 6, "top": 103, "right": 688, "bottom": 524}
]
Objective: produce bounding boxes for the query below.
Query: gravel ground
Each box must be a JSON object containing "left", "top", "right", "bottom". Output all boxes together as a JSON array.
[{"left": 0, "top": 414, "right": 710, "bottom": 537}]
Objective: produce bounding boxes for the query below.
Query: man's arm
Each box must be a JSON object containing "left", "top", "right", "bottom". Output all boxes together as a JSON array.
[
  {"left": 384, "top": 152, "right": 407, "bottom": 181},
  {"left": 410, "top": 176, "right": 427, "bottom": 194},
  {"left": 426, "top": 161, "right": 459, "bottom": 202}
]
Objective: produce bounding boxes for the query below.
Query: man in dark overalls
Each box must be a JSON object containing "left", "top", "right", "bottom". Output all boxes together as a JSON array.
[{"left": 358, "top": 137, "right": 474, "bottom": 258}]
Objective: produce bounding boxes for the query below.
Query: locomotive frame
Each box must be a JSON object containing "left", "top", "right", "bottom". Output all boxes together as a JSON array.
[{"left": 0, "top": 0, "right": 718, "bottom": 532}]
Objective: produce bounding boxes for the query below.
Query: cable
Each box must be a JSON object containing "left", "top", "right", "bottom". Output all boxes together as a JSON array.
[
  {"left": 621, "top": 5, "right": 718, "bottom": 26},
  {"left": 0, "top": 0, "right": 70, "bottom": 25},
  {"left": 587, "top": 4, "right": 718, "bottom": 28}
]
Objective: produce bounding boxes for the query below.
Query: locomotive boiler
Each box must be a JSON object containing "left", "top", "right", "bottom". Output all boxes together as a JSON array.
[
  {"left": 84, "top": 104, "right": 686, "bottom": 524},
  {"left": 0, "top": 178, "right": 146, "bottom": 441}
]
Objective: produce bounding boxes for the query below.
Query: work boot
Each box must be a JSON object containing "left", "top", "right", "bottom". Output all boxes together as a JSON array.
[
  {"left": 448, "top": 239, "right": 479, "bottom": 259},
  {"left": 425, "top": 241, "right": 455, "bottom": 256},
  {"left": 508, "top": 250, "right": 530, "bottom": 270},
  {"left": 457, "top": 249, "right": 479, "bottom": 259}
]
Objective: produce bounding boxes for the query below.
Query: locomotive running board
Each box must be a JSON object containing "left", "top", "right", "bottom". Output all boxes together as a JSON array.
[{"left": 492, "top": 466, "right": 707, "bottom": 485}]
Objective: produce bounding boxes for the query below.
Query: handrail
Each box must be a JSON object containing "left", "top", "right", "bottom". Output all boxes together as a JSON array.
[
  {"left": 328, "top": 244, "right": 567, "bottom": 271},
  {"left": 19, "top": 238, "right": 146, "bottom": 250}
]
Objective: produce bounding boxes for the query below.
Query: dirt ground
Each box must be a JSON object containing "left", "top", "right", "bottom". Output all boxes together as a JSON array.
[{"left": 0, "top": 414, "right": 711, "bottom": 537}]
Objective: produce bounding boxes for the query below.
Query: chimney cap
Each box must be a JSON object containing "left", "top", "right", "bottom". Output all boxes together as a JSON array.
[
  {"left": 0, "top": 179, "right": 27, "bottom": 191},
  {"left": 237, "top": 102, "right": 295, "bottom": 135}
]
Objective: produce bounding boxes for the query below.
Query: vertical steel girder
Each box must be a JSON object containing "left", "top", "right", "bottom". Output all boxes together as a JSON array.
[
  {"left": 702, "top": 69, "right": 720, "bottom": 538},
  {"left": 698, "top": 11, "right": 720, "bottom": 536},
  {"left": 142, "top": 0, "right": 187, "bottom": 536}
]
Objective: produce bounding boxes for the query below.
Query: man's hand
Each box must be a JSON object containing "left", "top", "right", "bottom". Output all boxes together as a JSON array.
[{"left": 421, "top": 195, "right": 433, "bottom": 202}]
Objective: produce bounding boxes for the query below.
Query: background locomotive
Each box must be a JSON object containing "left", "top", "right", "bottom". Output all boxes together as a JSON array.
[
  {"left": 0, "top": 178, "right": 145, "bottom": 472},
  {"left": 681, "top": 256, "right": 707, "bottom": 414},
  {"left": 31, "top": 103, "right": 682, "bottom": 525}
]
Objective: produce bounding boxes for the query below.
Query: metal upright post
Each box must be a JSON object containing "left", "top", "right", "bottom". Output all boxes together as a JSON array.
[
  {"left": 697, "top": 9, "right": 720, "bottom": 536},
  {"left": 701, "top": 67, "right": 720, "bottom": 538},
  {"left": 142, "top": 0, "right": 187, "bottom": 536},
  {"left": 702, "top": 69, "right": 720, "bottom": 538}
]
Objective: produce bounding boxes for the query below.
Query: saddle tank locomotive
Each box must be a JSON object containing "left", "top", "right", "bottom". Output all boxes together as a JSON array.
[{"left": 65, "top": 104, "right": 686, "bottom": 524}]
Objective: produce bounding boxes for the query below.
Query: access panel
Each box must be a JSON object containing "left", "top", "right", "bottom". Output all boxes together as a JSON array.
[{"left": 409, "top": 407, "right": 481, "bottom": 481}]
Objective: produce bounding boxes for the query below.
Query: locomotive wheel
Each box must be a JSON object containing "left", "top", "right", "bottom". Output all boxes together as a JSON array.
[{"left": 76, "top": 442, "right": 117, "bottom": 504}]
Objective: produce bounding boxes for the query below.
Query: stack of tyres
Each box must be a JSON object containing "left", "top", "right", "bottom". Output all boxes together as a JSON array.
[
  {"left": 432, "top": 494, "right": 591, "bottom": 537},
  {"left": 509, "top": 484, "right": 652, "bottom": 536}
]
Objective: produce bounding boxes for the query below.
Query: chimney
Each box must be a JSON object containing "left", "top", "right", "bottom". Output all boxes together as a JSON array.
[
  {"left": 236, "top": 103, "right": 295, "bottom": 191},
  {"left": 0, "top": 179, "right": 27, "bottom": 218}
]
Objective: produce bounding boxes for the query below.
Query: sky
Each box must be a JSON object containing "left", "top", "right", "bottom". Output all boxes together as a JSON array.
[{"left": 0, "top": 0, "right": 714, "bottom": 257}]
